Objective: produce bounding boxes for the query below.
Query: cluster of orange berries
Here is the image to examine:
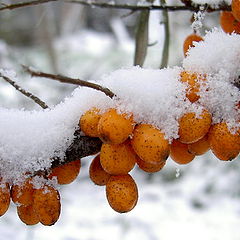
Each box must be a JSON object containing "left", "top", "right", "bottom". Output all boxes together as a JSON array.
[
  {"left": 220, "top": 0, "right": 240, "bottom": 34},
  {"left": 0, "top": 159, "right": 81, "bottom": 225},
  {"left": 79, "top": 72, "right": 240, "bottom": 213},
  {"left": 183, "top": 0, "right": 240, "bottom": 57}
]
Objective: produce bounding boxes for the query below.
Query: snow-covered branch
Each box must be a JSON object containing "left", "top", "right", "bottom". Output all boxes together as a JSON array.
[{"left": 0, "top": 0, "right": 231, "bottom": 12}]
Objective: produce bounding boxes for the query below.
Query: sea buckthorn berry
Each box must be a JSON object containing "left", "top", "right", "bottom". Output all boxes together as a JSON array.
[
  {"left": 33, "top": 185, "right": 61, "bottom": 226},
  {"left": 137, "top": 157, "right": 166, "bottom": 173},
  {"left": 208, "top": 122, "right": 240, "bottom": 161},
  {"left": 188, "top": 134, "right": 210, "bottom": 155},
  {"left": 180, "top": 71, "right": 206, "bottom": 103},
  {"left": 89, "top": 154, "right": 111, "bottom": 186},
  {"left": 100, "top": 141, "right": 137, "bottom": 175},
  {"left": 183, "top": 33, "right": 203, "bottom": 57},
  {"left": 131, "top": 124, "right": 170, "bottom": 164},
  {"left": 48, "top": 159, "right": 81, "bottom": 185},
  {"left": 17, "top": 204, "right": 39, "bottom": 225},
  {"left": 11, "top": 178, "right": 34, "bottom": 206},
  {"left": 98, "top": 108, "right": 135, "bottom": 144},
  {"left": 170, "top": 139, "right": 195, "bottom": 164},
  {"left": 220, "top": 11, "right": 240, "bottom": 34},
  {"left": 106, "top": 174, "right": 138, "bottom": 213},
  {"left": 232, "top": 0, "right": 240, "bottom": 22},
  {"left": 178, "top": 109, "right": 212, "bottom": 144},
  {"left": 0, "top": 180, "right": 10, "bottom": 216},
  {"left": 79, "top": 107, "right": 101, "bottom": 137}
]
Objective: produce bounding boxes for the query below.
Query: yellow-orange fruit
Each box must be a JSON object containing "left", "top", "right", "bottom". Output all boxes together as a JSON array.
[
  {"left": 0, "top": 181, "right": 10, "bottom": 216},
  {"left": 137, "top": 157, "right": 166, "bottom": 173},
  {"left": 170, "top": 139, "right": 195, "bottom": 164},
  {"left": 178, "top": 109, "right": 212, "bottom": 144},
  {"left": 131, "top": 124, "right": 170, "bottom": 164},
  {"left": 48, "top": 159, "right": 81, "bottom": 185},
  {"left": 106, "top": 174, "right": 138, "bottom": 213},
  {"left": 220, "top": 11, "right": 240, "bottom": 34},
  {"left": 100, "top": 141, "right": 137, "bottom": 175},
  {"left": 232, "top": 0, "right": 240, "bottom": 22},
  {"left": 188, "top": 134, "right": 210, "bottom": 155},
  {"left": 183, "top": 34, "right": 203, "bottom": 56},
  {"left": 180, "top": 71, "right": 206, "bottom": 103},
  {"left": 208, "top": 122, "right": 240, "bottom": 161},
  {"left": 33, "top": 185, "right": 61, "bottom": 226},
  {"left": 11, "top": 178, "right": 34, "bottom": 206},
  {"left": 98, "top": 108, "right": 135, "bottom": 144},
  {"left": 89, "top": 154, "right": 111, "bottom": 186},
  {"left": 17, "top": 205, "right": 39, "bottom": 225},
  {"left": 79, "top": 107, "right": 101, "bottom": 137}
]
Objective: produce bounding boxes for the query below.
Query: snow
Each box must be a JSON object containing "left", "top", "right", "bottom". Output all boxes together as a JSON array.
[
  {"left": 0, "top": 29, "right": 239, "bottom": 182},
  {"left": 184, "top": 0, "right": 231, "bottom": 7}
]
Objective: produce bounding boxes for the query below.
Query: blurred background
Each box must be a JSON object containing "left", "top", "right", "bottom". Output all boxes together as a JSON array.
[{"left": 0, "top": 0, "right": 240, "bottom": 240}]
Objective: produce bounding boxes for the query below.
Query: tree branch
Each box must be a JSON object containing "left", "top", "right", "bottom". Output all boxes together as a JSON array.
[
  {"left": 67, "top": 0, "right": 231, "bottom": 12},
  {"left": 22, "top": 65, "right": 115, "bottom": 99},
  {"left": 0, "top": 72, "right": 49, "bottom": 109},
  {"left": 0, "top": 0, "right": 231, "bottom": 12},
  {"left": 0, "top": 0, "right": 59, "bottom": 11},
  {"left": 51, "top": 135, "right": 102, "bottom": 169}
]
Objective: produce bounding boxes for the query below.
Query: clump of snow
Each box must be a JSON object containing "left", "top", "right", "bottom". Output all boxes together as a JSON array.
[
  {"left": 0, "top": 29, "right": 239, "bottom": 182},
  {"left": 183, "top": 29, "right": 240, "bottom": 81},
  {"left": 189, "top": 0, "right": 231, "bottom": 8},
  {"left": 183, "top": 29, "right": 240, "bottom": 127},
  {"left": 192, "top": 10, "right": 205, "bottom": 31}
]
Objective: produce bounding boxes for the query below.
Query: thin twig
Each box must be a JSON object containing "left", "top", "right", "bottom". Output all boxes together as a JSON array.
[
  {"left": 67, "top": 0, "right": 231, "bottom": 12},
  {"left": 160, "top": 0, "right": 170, "bottom": 69},
  {"left": 22, "top": 65, "right": 115, "bottom": 98},
  {"left": 0, "top": 72, "right": 49, "bottom": 109},
  {"left": 0, "top": 0, "right": 59, "bottom": 11}
]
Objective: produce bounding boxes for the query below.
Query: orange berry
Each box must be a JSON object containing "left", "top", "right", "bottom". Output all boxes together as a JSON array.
[
  {"left": 0, "top": 181, "right": 10, "bottom": 216},
  {"left": 136, "top": 157, "right": 166, "bottom": 173},
  {"left": 220, "top": 11, "right": 240, "bottom": 34},
  {"left": 100, "top": 141, "right": 137, "bottom": 175},
  {"left": 89, "top": 154, "right": 111, "bottom": 186},
  {"left": 183, "top": 33, "right": 203, "bottom": 56},
  {"left": 131, "top": 124, "right": 170, "bottom": 164},
  {"left": 170, "top": 139, "right": 195, "bottom": 164},
  {"left": 188, "top": 134, "right": 210, "bottom": 155},
  {"left": 17, "top": 204, "right": 39, "bottom": 225},
  {"left": 232, "top": 0, "right": 240, "bottom": 22},
  {"left": 98, "top": 108, "right": 135, "bottom": 144},
  {"left": 208, "top": 122, "right": 240, "bottom": 161},
  {"left": 79, "top": 107, "right": 101, "bottom": 137},
  {"left": 48, "top": 159, "right": 81, "bottom": 185},
  {"left": 178, "top": 109, "right": 212, "bottom": 144},
  {"left": 180, "top": 71, "right": 206, "bottom": 102},
  {"left": 33, "top": 185, "right": 61, "bottom": 226},
  {"left": 106, "top": 174, "right": 138, "bottom": 213},
  {"left": 11, "top": 178, "right": 34, "bottom": 206}
]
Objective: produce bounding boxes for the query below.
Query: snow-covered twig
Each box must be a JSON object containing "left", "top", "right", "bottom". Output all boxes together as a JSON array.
[
  {"left": 22, "top": 65, "right": 115, "bottom": 99},
  {"left": 67, "top": 0, "right": 231, "bottom": 12},
  {"left": 0, "top": 0, "right": 231, "bottom": 12},
  {"left": 0, "top": 0, "right": 58, "bottom": 11},
  {"left": 0, "top": 72, "right": 49, "bottom": 109}
]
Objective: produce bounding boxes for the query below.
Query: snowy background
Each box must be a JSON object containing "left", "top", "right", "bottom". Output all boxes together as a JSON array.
[{"left": 0, "top": 0, "right": 240, "bottom": 240}]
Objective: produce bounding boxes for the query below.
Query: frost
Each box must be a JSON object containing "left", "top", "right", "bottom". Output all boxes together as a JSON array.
[
  {"left": 192, "top": 10, "right": 205, "bottom": 31},
  {"left": 175, "top": 168, "right": 181, "bottom": 178}
]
